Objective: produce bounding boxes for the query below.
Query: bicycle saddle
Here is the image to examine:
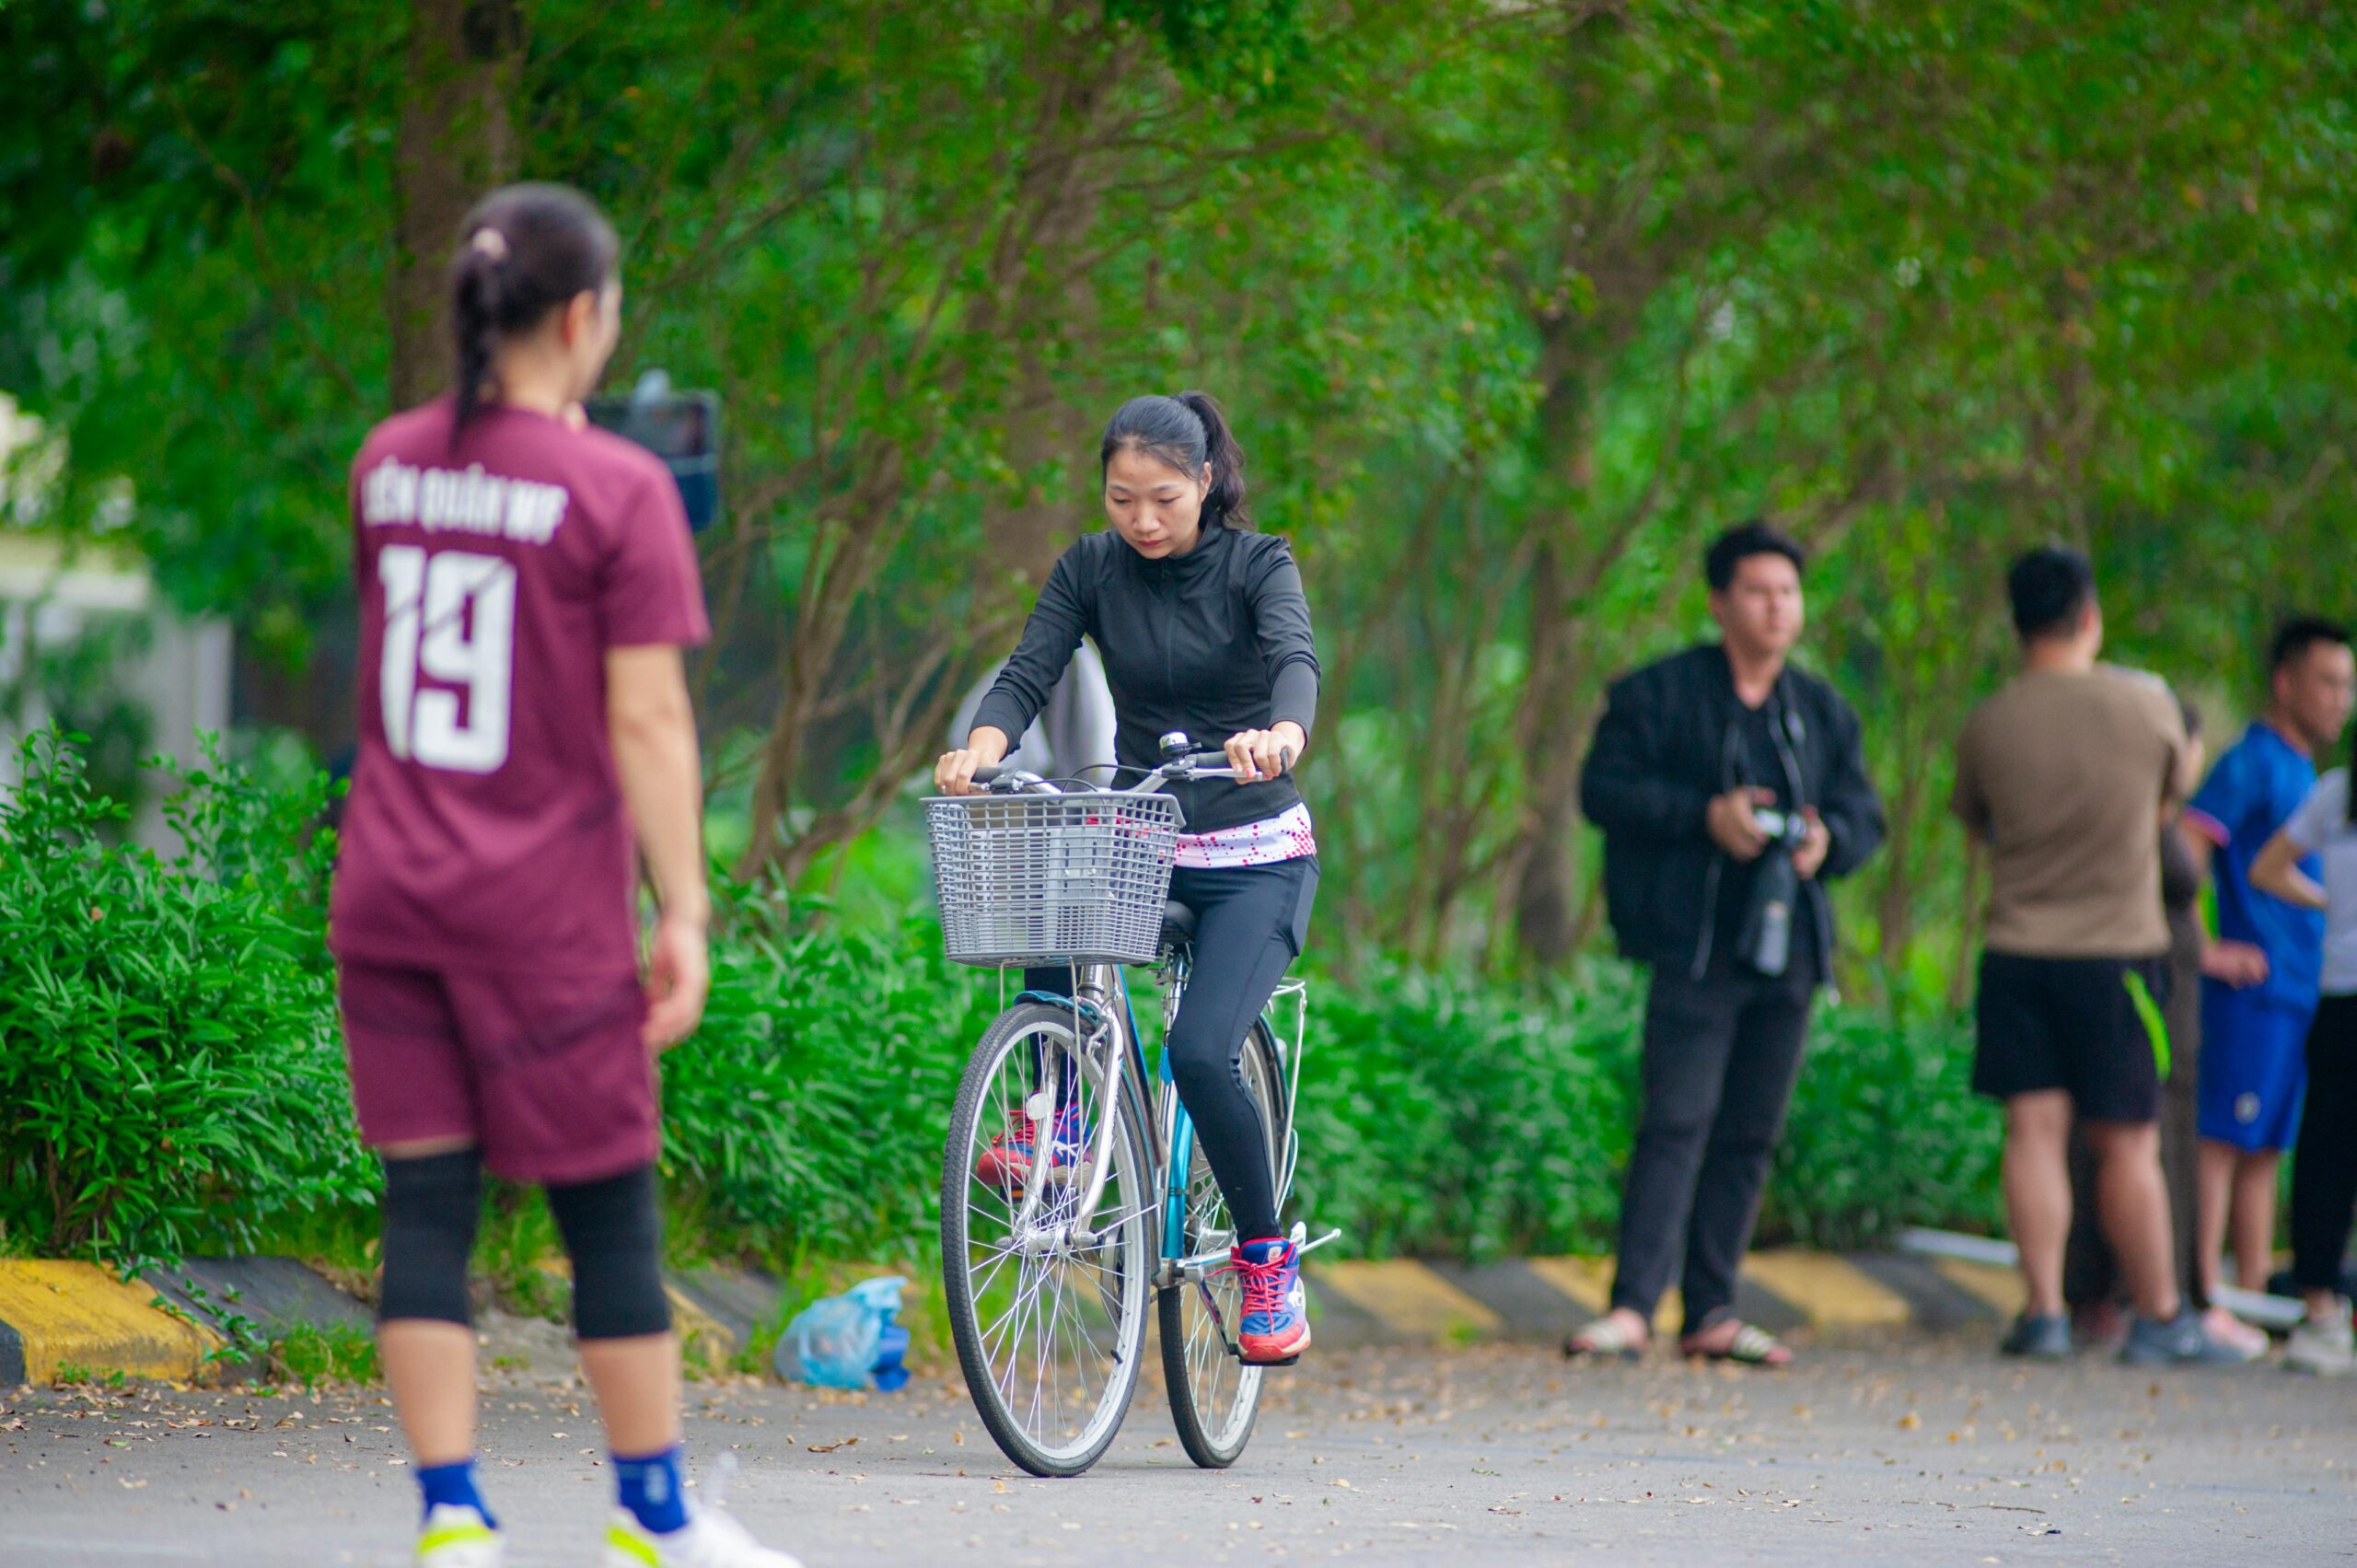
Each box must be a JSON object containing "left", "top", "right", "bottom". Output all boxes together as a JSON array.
[{"left": 1158, "top": 899, "right": 1199, "bottom": 952}]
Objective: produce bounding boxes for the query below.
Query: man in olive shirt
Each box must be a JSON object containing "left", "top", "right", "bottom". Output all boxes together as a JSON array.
[{"left": 1953, "top": 548, "right": 2231, "bottom": 1365}]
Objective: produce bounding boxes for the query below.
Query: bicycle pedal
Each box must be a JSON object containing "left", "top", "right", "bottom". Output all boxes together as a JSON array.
[{"left": 1242, "top": 1353, "right": 1301, "bottom": 1368}]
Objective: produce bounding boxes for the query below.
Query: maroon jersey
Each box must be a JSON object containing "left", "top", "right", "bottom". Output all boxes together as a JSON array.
[{"left": 331, "top": 398, "right": 709, "bottom": 976}]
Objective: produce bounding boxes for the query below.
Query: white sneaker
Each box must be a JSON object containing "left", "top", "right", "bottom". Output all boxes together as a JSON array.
[
  {"left": 415, "top": 1504, "right": 503, "bottom": 1567},
  {"left": 2285, "top": 1301, "right": 2355, "bottom": 1376},
  {"left": 601, "top": 1507, "right": 804, "bottom": 1567}
]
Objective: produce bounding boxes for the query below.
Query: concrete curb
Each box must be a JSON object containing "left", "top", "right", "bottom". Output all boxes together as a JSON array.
[
  {"left": 4, "top": 1246, "right": 2029, "bottom": 1384},
  {"left": 0, "top": 1257, "right": 795, "bottom": 1388},
  {"left": 1306, "top": 1248, "right": 2026, "bottom": 1346},
  {"left": 0, "top": 1261, "right": 225, "bottom": 1386}
]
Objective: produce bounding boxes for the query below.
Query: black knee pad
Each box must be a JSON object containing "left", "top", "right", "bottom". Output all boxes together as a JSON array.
[
  {"left": 546, "top": 1165, "right": 672, "bottom": 1341},
  {"left": 378, "top": 1150, "right": 482, "bottom": 1327}
]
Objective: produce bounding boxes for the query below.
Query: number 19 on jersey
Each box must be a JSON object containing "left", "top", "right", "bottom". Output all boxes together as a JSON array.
[{"left": 378, "top": 545, "right": 517, "bottom": 773}]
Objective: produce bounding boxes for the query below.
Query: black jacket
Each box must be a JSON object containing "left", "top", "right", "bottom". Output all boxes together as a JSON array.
[
  {"left": 1578, "top": 643, "right": 1884, "bottom": 984},
  {"left": 972, "top": 519, "right": 1320, "bottom": 835}
]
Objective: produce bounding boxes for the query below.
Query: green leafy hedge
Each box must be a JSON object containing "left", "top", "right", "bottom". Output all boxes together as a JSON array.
[
  {"left": 0, "top": 730, "right": 370, "bottom": 1262},
  {"left": 0, "top": 732, "right": 2003, "bottom": 1269},
  {"left": 1292, "top": 962, "right": 2004, "bottom": 1261}
]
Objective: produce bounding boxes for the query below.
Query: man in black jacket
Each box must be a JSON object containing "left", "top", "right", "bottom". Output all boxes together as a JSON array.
[{"left": 1566, "top": 521, "right": 1886, "bottom": 1365}]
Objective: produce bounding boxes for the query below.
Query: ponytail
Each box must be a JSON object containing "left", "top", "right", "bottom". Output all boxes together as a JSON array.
[
  {"left": 1099, "top": 389, "right": 1255, "bottom": 528},
  {"left": 445, "top": 182, "right": 619, "bottom": 440},
  {"left": 450, "top": 232, "right": 509, "bottom": 435},
  {"left": 1172, "top": 389, "right": 1250, "bottom": 527}
]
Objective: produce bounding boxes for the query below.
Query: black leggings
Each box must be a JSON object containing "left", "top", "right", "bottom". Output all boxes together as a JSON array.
[
  {"left": 2292, "top": 993, "right": 2357, "bottom": 1295},
  {"left": 1029, "top": 857, "right": 1316, "bottom": 1244}
]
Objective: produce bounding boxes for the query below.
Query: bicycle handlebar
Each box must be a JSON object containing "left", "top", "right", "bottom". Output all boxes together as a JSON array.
[{"left": 961, "top": 748, "right": 1292, "bottom": 796}]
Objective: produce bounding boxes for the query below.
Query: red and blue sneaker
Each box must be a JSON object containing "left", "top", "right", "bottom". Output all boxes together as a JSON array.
[
  {"left": 974, "top": 1110, "right": 1037, "bottom": 1191},
  {"left": 975, "top": 1104, "right": 1090, "bottom": 1192},
  {"left": 1233, "top": 1237, "right": 1309, "bottom": 1365}
]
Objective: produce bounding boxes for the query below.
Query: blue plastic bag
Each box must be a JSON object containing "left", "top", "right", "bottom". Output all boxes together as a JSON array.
[{"left": 777, "top": 1276, "right": 908, "bottom": 1391}]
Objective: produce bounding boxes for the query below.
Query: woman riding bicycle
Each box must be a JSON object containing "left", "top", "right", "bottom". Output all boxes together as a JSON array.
[{"left": 936, "top": 390, "right": 1321, "bottom": 1365}]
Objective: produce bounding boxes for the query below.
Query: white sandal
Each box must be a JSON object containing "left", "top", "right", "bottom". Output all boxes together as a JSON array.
[
  {"left": 1563, "top": 1315, "right": 1647, "bottom": 1361},
  {"left": 1682, "top": 1318, "right": 1793, "bottom": 1366}
]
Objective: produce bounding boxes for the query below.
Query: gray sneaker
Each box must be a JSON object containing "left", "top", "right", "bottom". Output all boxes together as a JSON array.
[
  {"left": 2119, "top": 1310, "right": 2252, "bottom": 1366},
  {"left": 2000, "top": 1312, "right": 2072, "bottom": 1361},
  {"left": 2285, "top": 1303, "right": 2355, "bottom": 1376}
]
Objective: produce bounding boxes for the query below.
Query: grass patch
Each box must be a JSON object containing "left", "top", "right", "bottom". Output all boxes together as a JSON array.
[{"left": 270, "top": 1322, "right": 381, "bottom": 1388}]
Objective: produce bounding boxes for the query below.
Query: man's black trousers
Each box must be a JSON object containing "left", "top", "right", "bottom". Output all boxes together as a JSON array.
[{"left": 1608, "top": 958, "right": 1812, "bottom": 1333}]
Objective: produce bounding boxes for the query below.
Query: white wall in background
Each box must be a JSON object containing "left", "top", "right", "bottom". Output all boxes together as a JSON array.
[{"left": 0, "top": 533, "right": 234, "bottom": 848}]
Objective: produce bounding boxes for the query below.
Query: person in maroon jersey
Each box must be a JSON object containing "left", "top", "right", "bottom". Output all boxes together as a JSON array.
[{"left": 333, "top": 183, "right": 797, "bottom": 1568}]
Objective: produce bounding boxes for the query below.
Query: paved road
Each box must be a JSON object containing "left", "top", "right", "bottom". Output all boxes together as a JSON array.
[{"left": 4, "top": 1333, "right": 2351, "bottom": 1565}]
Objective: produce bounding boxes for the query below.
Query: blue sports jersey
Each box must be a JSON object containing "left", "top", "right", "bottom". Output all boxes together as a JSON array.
[{"left": 2187, "top": 721, "right": 2327, "bottom": 1011}]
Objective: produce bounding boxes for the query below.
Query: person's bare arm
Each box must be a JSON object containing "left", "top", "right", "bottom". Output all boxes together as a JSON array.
[
  {"left": 608, "top": 645, "right": 710, "bottom": 1048},
  {"left": 2251, "top": 825, "right": 2328, "bottom": 912},
  {"left": 2177, "top": 817, "right": 2218, "bottom": 879}
]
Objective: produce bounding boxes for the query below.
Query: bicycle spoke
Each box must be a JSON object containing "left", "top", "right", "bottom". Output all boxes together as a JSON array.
[{"left": 948, "top": 1005, "right": 1152, "bottom": 1472}]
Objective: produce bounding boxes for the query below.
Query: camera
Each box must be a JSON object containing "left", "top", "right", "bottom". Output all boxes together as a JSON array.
[
  {"left": 1735, "top": 805, "right": 1811, "bottom": 977},
  {"left": 584, "top": 370, "right": 722, "bottom": 533}
]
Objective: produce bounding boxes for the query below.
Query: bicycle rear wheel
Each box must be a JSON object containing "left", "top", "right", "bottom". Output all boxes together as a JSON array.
[
  {"left": 1158, "top": 1019, "right": 1286, "bottom": 1469},
  {"left": 942, "top": 1001, "right": 1155, "bottom": 1478}
]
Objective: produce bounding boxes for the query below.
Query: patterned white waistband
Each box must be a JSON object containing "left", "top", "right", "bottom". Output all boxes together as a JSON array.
[{"left": 1173, "top": 801, "right": 1318, "bottom": 869}]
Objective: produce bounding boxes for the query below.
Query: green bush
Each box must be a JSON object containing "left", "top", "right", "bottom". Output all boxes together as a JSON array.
[
  {"left": 1764, "top": 1003, "right": 2004, "bottom": 1250},
  {"left": 1293, "top": 962, "right": 2003, "bottom": 1260},
  {"left": 658, "top": 878, "right": 996, "bottom": 1261},
  {"left": 0, "top": 728, "right": 370, "bottom": 1262},
  {"left": 0, "top": 730, "right": 2004, "bottom": 1272},
  {"left": 1292, "top": 962, "right": 1643, "bottom": 1260}
]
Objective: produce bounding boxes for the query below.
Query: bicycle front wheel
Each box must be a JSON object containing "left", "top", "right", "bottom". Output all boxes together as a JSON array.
[
  {"left": 1158, "top": 1018, "right": 1287, "bottom": 1469},
  {"left": 942, "top": 1001, "right": 1155, "bottom": 1478}
]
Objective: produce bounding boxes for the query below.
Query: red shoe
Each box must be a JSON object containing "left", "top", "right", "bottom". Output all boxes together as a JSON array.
[
  {"left": 974, "top": 1112, "right": 1037, "bottom": 1191},
  {"left": 1233, "top": 1238, "right": 1309, "bottom": 1365},
  {"left": 974, "top": 1105, "right": 1089, "bottom": 1192}
]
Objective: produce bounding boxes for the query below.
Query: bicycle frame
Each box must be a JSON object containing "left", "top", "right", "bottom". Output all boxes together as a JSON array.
[
  {"left": 1151, "top": 953, "right": 1314, "bottom": 1287},
  {"left": 969, "top": 747, "right": 1332, "bottom": 1284}
]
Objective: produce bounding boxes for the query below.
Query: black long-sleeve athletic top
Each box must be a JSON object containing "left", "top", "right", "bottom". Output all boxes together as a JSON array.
[{"left": 971, "top": 517, "right": 1320, "bottom": 836}]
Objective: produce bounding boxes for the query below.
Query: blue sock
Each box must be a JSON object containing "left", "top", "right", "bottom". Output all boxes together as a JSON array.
[
  {"left": 614, "top": 1444, "right": 690, "bottom": 1535},
  {"left": 416, "top": 1458, "right": 495, "bottom": 1527}
]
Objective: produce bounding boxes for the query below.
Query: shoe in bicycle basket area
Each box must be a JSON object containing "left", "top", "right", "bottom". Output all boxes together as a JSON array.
[
  {"left": 1233, "top": 1237, "right": 1310, "bottom": 1365},
  {"left": 974, "top": 1102, "right": 1092, "bottom": 1193}
]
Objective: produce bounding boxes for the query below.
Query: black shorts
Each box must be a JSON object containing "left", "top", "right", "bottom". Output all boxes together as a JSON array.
[{"left": 1973, "top": 951, "right": 2169, "bottom": 1123}]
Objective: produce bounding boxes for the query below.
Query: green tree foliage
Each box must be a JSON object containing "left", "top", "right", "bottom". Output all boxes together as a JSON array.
[{"left": 6, "top": 1, "right": 2356, "bottom": 980}]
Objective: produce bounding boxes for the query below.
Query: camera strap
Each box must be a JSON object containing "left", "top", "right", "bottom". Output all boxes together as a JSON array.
[{"left": 1768, "top": 679, "right": 1809, "bottom": 815}]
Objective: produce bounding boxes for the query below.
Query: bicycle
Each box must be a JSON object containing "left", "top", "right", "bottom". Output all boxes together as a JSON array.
[{"left": 926, "top": 732, "right": 1335, "bottom": 1479}]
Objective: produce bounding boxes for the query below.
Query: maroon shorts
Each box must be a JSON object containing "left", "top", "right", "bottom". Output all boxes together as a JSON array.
[{"left": 339, "top": 961, "right": 657, "bottom": 1186}]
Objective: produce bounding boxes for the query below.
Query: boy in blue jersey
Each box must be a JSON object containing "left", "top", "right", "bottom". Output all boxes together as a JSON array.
[{"left": 2182, "top": 618, "right": 2355, "bottom": 1355}]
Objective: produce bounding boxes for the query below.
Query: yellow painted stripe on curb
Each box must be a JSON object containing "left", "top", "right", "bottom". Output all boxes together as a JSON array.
[
  {"left": 1313, "top": 1261, "right": 1504, "bottom": 1340},
  {"left": 663, "top": 1284, "right": 737, "bottom": 1364},
  {"left": 1741, "top": 1250, "right": 1912, "bottom": 1329},
  {"left": 1933, "top": 1257, "right": 2027, "bottom": 1318},
  {"left": 0, "top": 1261, "right": 219, "bottom": 1384},
  {"left": 1525, "top": 1259, "right": 1681, "bottom": 1335}
]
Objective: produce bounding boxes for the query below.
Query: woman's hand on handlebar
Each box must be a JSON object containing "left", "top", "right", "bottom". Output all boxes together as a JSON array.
[
  {"left": 1225, "top": 722, "right": 1305, "bottom": 785},
  {"left": 935, "top": 726, "right": 1011, "bottom": 795}
]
